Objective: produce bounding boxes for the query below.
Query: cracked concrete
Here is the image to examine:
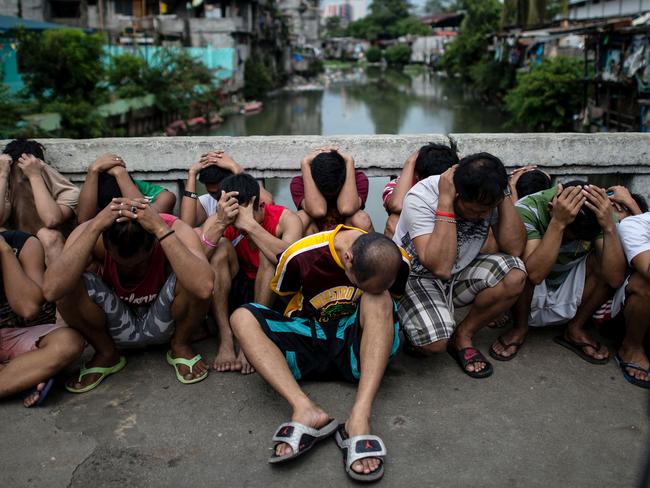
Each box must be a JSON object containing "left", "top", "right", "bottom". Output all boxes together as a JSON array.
[{"left": 0, "top": 327, "right": 648, "bottom": 488}]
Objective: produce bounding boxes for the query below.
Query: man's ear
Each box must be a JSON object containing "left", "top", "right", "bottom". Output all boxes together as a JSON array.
[{"left": 344, "top": 250, "right": 353, "bottom": 266}]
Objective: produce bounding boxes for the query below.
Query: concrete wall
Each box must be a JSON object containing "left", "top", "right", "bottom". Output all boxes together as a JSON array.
[{"left": 6, "top": 132, "right": 650, "bottom": 194}]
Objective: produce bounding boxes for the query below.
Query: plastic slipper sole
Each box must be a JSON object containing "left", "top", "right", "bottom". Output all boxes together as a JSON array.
[
  {"left": 334, "top": 424, "right": 385, "bottom": 482},
  {"left": 65, "top": 356, "right": 127, "bottom": 394},
  {"left": 553, "top": 335, "right": 609, "bottom": 365},
  {"left": 489, "top": 336, "right": 523, "bottom": 362},
  {"left": 268, "top": 418, "right": 338, "bottom": 464},
  {"left": 166, "top": 351, "right": 208, "bottom": 385},
  {"left": 615, "top": 354, "right": 650, "bottom": 389},
  {"left": 23, "top": 378, "right": 54, "bottom": 407}
]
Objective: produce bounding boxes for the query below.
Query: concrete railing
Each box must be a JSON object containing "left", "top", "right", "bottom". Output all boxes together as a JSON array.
[{"left": 6, "top": 133, "right": 650, "bottom": 196}]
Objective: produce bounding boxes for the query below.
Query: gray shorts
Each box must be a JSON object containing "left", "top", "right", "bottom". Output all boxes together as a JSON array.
[
  {"left": 82, "top": 272, "right": 177, "bottom": 348},
  {"left": 398, "top": 254, "right": 526, "bottom": 346}
]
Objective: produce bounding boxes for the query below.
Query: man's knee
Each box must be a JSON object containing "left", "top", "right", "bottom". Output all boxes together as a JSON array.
[
  {"left": 42, "top": 327, "right": 84, "bottom": 363},
  {"left": 36, "top": 228, "right": 63, "bottom": 249},
  {"left": 627, "top": 273, "right": 650, "bottom": 302},
  {"left": 498, "top": 268, "right": 527, "bottom": 297},
  {"left": 229, "top": 307, "right": 260, "bottom": 338},
  {"left": 347, "top": 210, "right": 373, "bottom": 232}
]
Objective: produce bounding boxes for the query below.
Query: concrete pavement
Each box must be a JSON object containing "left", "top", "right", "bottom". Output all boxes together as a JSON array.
[{"left": 1, "top": 325, "right": 648, "bottom": 488}]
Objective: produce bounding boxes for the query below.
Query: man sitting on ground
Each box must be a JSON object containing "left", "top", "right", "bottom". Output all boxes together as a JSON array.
[
  {"left": 0, "top": 140, "right": 79, "bottom": 264},
  {"left": 610, "top": 208, "right": 650, "bottom": 388},
  {"left": 491, "top": 181, "right": 626, "bottom": 363},
  {"left": 0, "top": 229, "right": 83, "bottom": 406},
  {"left": 180, "top": 150, "right": 273, "bottom": 228},
  {"left": 77, "top": 153, "right": 176, "bottom": 223},
  {"left": 382, "top": 142, "right": 458, "bottom": 238},
  {"left": 394, "top": 153, "right": 527, "bottom": 378},
  {"left": 230, "top": 228, "right": 409, "bottom": 482},
  {"left": 199, "top": 174, "right": 302, "bottom": 374},
  {"left": 291, "top": 147, "right": 372, "bottom": 234},
  {"left": 43, "top": 197, "right": 214, "bottom": 392},
  {"left": 508, "top": 165, "right": 552, "bottom": 201}
]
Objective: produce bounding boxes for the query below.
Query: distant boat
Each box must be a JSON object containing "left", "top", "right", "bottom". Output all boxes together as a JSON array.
[{"left": 241, "top": 101, "right": 263, "bottom": 114}]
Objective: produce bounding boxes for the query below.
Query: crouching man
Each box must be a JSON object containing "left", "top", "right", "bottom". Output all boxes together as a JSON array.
[
  {"left": 230, "top": 227, "right": 410, "bottom": 481},
  {"left": 43, "top": 198, "right": 214, "bottom": 392}
]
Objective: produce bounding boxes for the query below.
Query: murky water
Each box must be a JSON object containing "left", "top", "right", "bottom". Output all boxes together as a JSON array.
[{"left": 209, "top": 66, "right": 511, "bottom": 230}]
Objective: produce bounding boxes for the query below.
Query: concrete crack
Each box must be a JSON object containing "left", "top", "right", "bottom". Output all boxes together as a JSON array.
[{"left": 66, "top": 446, "right": 96, "bottom": 488}]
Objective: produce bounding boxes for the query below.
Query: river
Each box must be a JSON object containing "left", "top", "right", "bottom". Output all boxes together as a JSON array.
[{"left": 207, "top": 65, "right": 511, "bottom": 231}]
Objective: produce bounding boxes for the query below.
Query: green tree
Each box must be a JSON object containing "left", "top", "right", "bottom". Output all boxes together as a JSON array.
[
  {"left": 366, "top": 46, "right": 382, "bottom": 63},
  {"left": 501, "top": 0, "right": 567, "bottom": 28},
  {"left": 107, "top": 53, "right": 151, "bottom": 99},
  {"left": 424, "top": 0, "right": 457, "bottom": 14},
  {"left": 346, "top": 0, "right": 425, "bottom": 40},
  {"left": 384, "top": 43, "right": 412, "bottom": 65},
  {"left": 16, "top": 28, "right": 106, "bottom": 101},
  {"left": 0, "top": 82, "right": 21, "bottom": 137},
  {"left": 441, "top": 0, "right": 502, "bottom": 81},
  {"left": 244, "top": 57, "right": 274, "bottom": 100},
  {"left": 504, "top": 56, "right": 583, "bottom": 131},
  {"left": 390, "top": 16, "right": 432, "bottom": 37}
]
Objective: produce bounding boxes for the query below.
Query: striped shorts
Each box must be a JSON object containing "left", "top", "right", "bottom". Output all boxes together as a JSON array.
[{"left": 398, "top": 253, "right": 526, "bottom": 347}]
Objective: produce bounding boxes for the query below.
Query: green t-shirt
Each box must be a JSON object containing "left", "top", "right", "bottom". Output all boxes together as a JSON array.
[
  {"left": 135, "top": 179, "right": 165, "bottom": 200},
  {"left": 515, "top": 187, "right": 595, "bottom": 289}
]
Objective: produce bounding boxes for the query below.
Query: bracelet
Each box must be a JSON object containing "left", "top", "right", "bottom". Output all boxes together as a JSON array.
[
  {"left": 435, "top": 210, "right": 456, "bottom": 218},
  {"left": 201, "top": 233, "right": 217, "bottom": 248},
  {"left": 434, "top": 217, "right": 456, "bottom": 224},
  {"left": 183, "top": 190, "right": 198, "bottom": 200},
  {"left": 158, "top": 230, "right": 175, "bottom": 242}
]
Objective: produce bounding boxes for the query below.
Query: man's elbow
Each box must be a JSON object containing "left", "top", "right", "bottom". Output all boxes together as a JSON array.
[
  {"left": 386, "top": 200, "right": 402, "bottom": 214},
  {"left": 15, "top": 300, "right": 44, "bottom": 321},
  {"left": 42, "top": 216, "right": 63, "bottom": 229},
  {"left": 304, "top": 204, "right": 327, "bottom": 219},
  {"left": 526, "top": 271, "right": 545, "bottom": 286},
  {"left": 424, "top": 261, "right": 452, "bottom": 281}
]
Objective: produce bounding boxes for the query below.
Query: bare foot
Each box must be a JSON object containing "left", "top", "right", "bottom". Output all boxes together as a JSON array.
[
  {"left": 565, "top": 327, "right": 609, "bottom": 361},
  {"left": 66, "top": 352, "right": 121, "bottom": 391},
  {"left": 238, "top": 351, "right": 255, "bottom": 375},
  {"left": 170, "top": 344, "right": 208, "bottom": 381},
  {"left": 490, "top": 328, "right": 527, "bottom": 359},
  {"left": 346, "top": 413, "right": 381, "bottom": 476},
  {"left": 212, "top": 344, "right": 242, "bottom": 372},
  {"left": 275, "top": 403, "right": 330, "bottom": 458},
  {"left": 23, "top": 382, "right": 47, "bottom": 408},
  {"left": 618, "top": 346, "right": 650, "bottom": 383}
]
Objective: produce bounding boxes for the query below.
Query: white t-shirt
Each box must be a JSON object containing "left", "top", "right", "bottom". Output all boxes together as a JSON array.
[
  {"left": 199, "top": 194, "right": 217, "bottom": 216},
  {"left": 393, "top": 175, "right": 496, "bottom": 277},
  {"left": 617, "top": 212, "right": 650, "bottom": 265}
]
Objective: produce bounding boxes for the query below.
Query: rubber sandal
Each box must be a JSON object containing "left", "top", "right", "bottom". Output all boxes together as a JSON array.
[
  {"left": 268, "top": 418, "right": 338, "bottom": 464},
  {"left": 489, "top": 336, "right": 523, "bottom": 362},
  {"left": 614, "top": 354, "right": 650, "bottom": 389},
  {"left": 23, "top": 377, "right": 54, "bottom": 407},
  {"left": 334, "top": 424, "right": 386, "bottom": 482},
  {"left": 166, "top": 351, "right": 208, "bottom": 384},
  {"left": 553, "top": 335, "right": 609, "bottom": 365},
  {"left": 65, "top": 356, "right": 127, "bottom": 394},
  {"left": 447, "top": 345, "right": 493, "bottom": 378}
]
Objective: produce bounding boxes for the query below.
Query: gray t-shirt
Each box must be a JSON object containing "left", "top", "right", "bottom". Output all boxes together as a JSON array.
[{"left": 393, "top": 175, "right": 496, "bottom": 277}]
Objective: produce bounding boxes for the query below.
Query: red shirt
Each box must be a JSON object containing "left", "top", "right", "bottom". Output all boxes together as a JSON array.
[
  {"left": 289, "top": 171, "right": 369, "bottom": 210},
  {"left": 101, "top": 214, "right": 177, "bottom": 306},
  {"left": 223, "top": 204, "right": 286, "bottom": 280}
]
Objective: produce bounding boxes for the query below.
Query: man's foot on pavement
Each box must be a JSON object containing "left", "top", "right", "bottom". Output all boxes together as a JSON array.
[
  {"left": 490, "top": 329, "right": 527, "bottom": 359},
  {"left": 170, "top": 344, "right": 208, "bottom": 381},
  {"left": 345, "top": 414, "right": 381, "bottom": 476},
  {"left": 618, "top": 347, "right": 650, "bottom": 382},
  {"left": 565, "top": 327, "right": 609, "bottom": 361},
  {"left": 237, "top": 350, "right": 255, "bottom": 375},
  {"left": 66, "top": 352, "right": 121, "bottom": 391},
  {"left": 452, "top": 334, "right": 486, "bottom": 373},
  {"left": 23, "top": 381, "right": 46, "bottom": 407},
  {"left": 275, "top": 403, "right": 330, "bottom": 458},
  {"left": 212, "top": 345, "right": 242, "bottom": 372}
]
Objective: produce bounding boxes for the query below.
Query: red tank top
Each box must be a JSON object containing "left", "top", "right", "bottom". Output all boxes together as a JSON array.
[
  {"left": 224, "top": 204, "right": 285, "bottom": 280},
  {"left": 101, "top": 214, "right": 177, "bottom": 306}
]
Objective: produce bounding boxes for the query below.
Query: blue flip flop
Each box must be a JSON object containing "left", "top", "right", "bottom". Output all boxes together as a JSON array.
[
  {"left": 615, "top": 354, "right": 650, "bottom": 389},
  {"left": 23, "top": 378, "right": 54, "bottom": 407}
]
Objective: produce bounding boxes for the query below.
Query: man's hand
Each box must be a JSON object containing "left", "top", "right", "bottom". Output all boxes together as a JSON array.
[
  {"left": 437, "top": 165, "right": 458, "bottom": 209},
  {"left": 301, "top": 146, "right": 336, "bottom": 168},
  {"left": 607, "top": 185, "right": 634, "bottom": 205},
  {"left": 17, "top": 154, "right": 44, "bottom": 179},
  {"left": 509, "top": 165, "right": 537, "bottom": 194},
  {"left": 583, "top": 185, "right": 615, "bottom": 232},
  {"left": 0, "top": 233, "right": 11, "bottom": 253},
  {"left": 551, "top": 184, "right": 584, "bottom": 229},
  {"left": 233, "top": 197, "right": 257, "bottom": 232},
  {"left": 201, "top": 151, "right": 240, "bottom": 173},
  {"left": 112, "top": 197, "right": 165, "bottom": 236},
  {"left": 93, "top": 198, "right": 133, "bottom": 231},
  {"left": 189, "top": 156, "right": 219, "bottom": 177},
  {"left": 90, "top": 154, "right": 126, "bottom": 174},
  {"left": 216, "top": 190, "right": 239, "bottom": 227},
  {"left": 0, "top": 154, "right": 12, "bottom": 178},
  {"left": 335, "top": 148, "right": 354, "bottom": 165}
]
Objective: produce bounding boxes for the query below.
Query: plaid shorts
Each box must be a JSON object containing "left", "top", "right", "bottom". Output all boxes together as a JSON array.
[{"left": 398, "top": 253, "right": 526, "bottom": 346}]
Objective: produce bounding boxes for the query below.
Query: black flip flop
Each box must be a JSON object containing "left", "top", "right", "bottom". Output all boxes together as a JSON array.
[
  {"left": 614, "top": 354, "right": 650, "bottom": 389},
  {"left": 553, "top": 335, "right": 609, "bottom": 365},
  {"left": 447, "top": 345, "right": 493, "bottom": 378},
  {"left": 489, "top": 336, "right": 523, "bottom": 362}
]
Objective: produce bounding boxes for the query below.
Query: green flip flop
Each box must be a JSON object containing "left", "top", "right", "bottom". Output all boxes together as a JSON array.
[
  {"left": 65, "top": 356, "right": 127, "bottom": 394},
  {"left": 166, "top": 351, "right": 208, "bottom": 384}
]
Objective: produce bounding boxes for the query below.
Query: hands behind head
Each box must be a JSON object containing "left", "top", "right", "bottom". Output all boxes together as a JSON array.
[
  {"left": 91, "top": 154, "right": 126, "bottom": 175},
  {"left": 552, "top": 183, "right": 613, "bottom": 231},
  {"left": 437, "top": 165, "right": 458, "bottom": 208},
  {"left": 582, "top": 184, "right": 615, "bottom": 231},
  {"left": 214, "top": 190, "right": 239, "bottom": 229},
  {"left": 301, "top": 146, "right": 353, "bottom": 166},
  {"left": 16, "top": 153, "right": 44, "bottom": 179},
  {"left": 190, "top": 151, "right": 240, "bottom": 175},
  {"left": 97, "top": 197, "right": 164, "bottom": 235}
]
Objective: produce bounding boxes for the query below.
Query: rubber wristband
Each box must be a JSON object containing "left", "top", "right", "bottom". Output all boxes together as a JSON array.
[
  {"left": 435, "top": 210, "right": 456, "bottom": 218},
  {"left": 183, "top": 190, "right": 198, "bottom": 199},
  {"left": 201, "top": 233, "right": 217, "bottom": 248},
  {"left": 158, "top": 230, "right": 175, "bottom": 242}
]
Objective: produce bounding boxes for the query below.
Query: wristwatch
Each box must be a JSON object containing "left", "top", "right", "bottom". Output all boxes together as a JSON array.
[{"left": 183, "top": 190, "right": 198, "bottom": 199}]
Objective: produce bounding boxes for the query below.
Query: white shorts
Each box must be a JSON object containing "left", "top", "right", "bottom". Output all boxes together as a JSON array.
[
  {"left": 529, "top": 256, "right": 587, "bottom": 327},
  {"left": 611, "top": 275, "right": 629, "bottom": 318}
]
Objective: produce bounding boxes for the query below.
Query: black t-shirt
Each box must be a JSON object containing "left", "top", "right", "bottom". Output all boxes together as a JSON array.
[{"left": 0, "top": 230, "right": 56, "bottom": 328}]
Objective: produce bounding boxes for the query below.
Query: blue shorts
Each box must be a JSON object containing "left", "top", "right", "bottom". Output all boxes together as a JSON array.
[{"left": 241, "top": 301, "right": 400, "bottom": 383}]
